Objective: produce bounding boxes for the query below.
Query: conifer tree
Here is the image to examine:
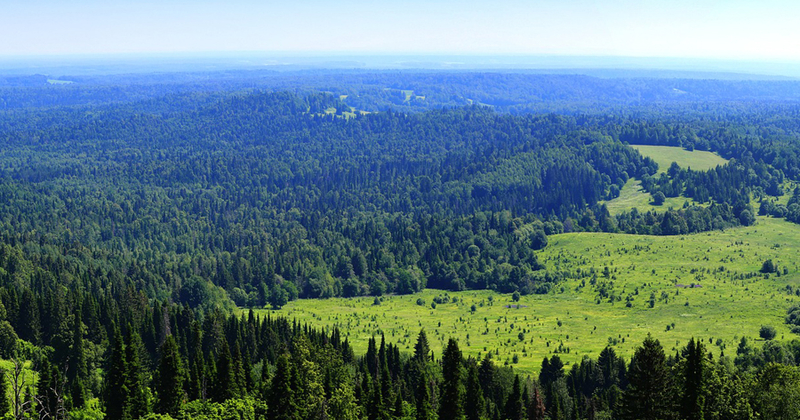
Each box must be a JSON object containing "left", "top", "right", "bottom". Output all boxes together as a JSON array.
[
  {"left": 366, "top": 336, "right": 379, "bottom": 378},
  {"left": 413, "top": 330, "right": 431, "bottom": 363},
  {"left": 36, "top": 358, "right": 65, "bottom": 420},
  {"left": 679, "top": 338, "right": 706, "bottom": 420},
  {"left": 415, "top": 369, "right": 432, "bottom": 420},
  {"left": 211, "top": 341, "right": 240, "bottom": 402},
  {"left": 368, "top": 377, "right": 385, "bottom": 420},
  {"left": 125, "top": 327, "right": 149, "bottom": 418},
  {"left": 505, "top": 375, "right": 525, "bottom": 420},
  {"left": 528, "top": 386, "right": 546, "bottom": 420},
  {"left": 267, "top": 354, "right": 297, "bottom": 420},
  {"left": 104, "top": 327, "right": 129, "bottom": 420},
  {"left": 465, "top": 364, "right": 484, "bottom": 420},
  {"left": 621, "top": 334, "right": 675, "bottom": 420},
  {"left": 69, "top": 307, "right": 87, "bottom": 386},
  {"left": 439, "top": 338, "right": 464, "bottom": 420},
  {"left": 155, "top": 336, "right": 184, "bottom": 416}
]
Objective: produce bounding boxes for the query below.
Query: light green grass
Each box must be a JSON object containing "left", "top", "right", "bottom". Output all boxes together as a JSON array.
[
  {"left": 250, "top": 217, "right": 800, "bottom": 374},
  {"left": 0, "top": 358, "right": 37, "bottom": 405},
  {"left": 632, "top": 145, "right": 728, "bottom": 173},
  {"left": 602, "top": 179, "right": 696, "bottom": 216}
]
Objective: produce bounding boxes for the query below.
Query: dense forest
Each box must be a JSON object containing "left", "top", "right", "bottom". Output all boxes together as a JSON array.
[
  {"left": 2, "top": 87, "right": 798, "bottom": 302},
  {"left": 2, "top": 71, "right": 800, "bottom": 419}
]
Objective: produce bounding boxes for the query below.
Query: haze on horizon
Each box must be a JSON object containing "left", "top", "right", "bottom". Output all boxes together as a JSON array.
[{"left": 3, "top": 0, "right": 800, "bottom": 63}]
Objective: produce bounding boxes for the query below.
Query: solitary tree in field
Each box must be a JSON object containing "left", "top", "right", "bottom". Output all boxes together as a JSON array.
[
  {"left": 760, "top": 325, "right": 777, "bottom": 340},
  {"left": 652, "top": 192, "right": 666, "bottom": 205}
]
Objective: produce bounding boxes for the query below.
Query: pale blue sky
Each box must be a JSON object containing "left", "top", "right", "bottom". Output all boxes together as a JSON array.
[{"left": 3, "top": 0, "right": 799, "bottom": 60}]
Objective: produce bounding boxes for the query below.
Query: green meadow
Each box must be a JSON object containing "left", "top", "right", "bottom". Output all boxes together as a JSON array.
[
  {"left": 632, "top": 145, "right": 729, "bottom": 173},
  {"left": 603, "top": 145, "right": 729, "bottom": 215},
  {"left": 252, "top": 217, "right": 800, "bottom": 375},
  {"left": 602, "top": 179, "right": 696, "bottom": 215}
]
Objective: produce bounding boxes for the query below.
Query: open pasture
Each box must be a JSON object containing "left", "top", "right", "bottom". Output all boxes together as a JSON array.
[
  {"left": 253, "top": 217, "right": 800, "bottom": 374},
  {"left": 632, "top": 145, "right": 728, "bottom": 173}
]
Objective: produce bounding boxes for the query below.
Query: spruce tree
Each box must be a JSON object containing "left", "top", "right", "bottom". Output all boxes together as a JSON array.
[
  {"left": 155, "top": 336, "right": 184, "bottom": 417},
  {"left": 679, "top": 338, "right": 706, "bottom": 420},
  {"left": 212, "top": 341, "right": 239, "bottom": 402},
  {"left": 465, "top": 364, "right": 484, "bottom": 420},
  {"left": 415, "top": 369, "right": 432, "bottom": 420},
  {"left": 439, "top": 338, "right": 464, "bottom": 420},
  {"left": 267, "top": 354, "right": 297, "bottom": 420},
  {"left": 104, "top": 327, "right": 129, "bottom": 420},
  {"left": 36, "top": 359, "right": 64, "bottom": 420},
  {"left": 621, "top": 334, "right": 675, "bottom": 420},
  {"left": 69, "top": 307, "right": 87, "bottom": 387},
  {"left": 366, "top": 336, "right": 379, "bottom": 378},
  {"left": 504, "top": 375, "right": 525, "bottom": 420},
  {"left": 125, "top": 327, "right": 149, "bottom": 418},
  {"left": 413, "top": 330, "right": 431, "bottom": 363},
  {"left": 368, "top": 378, "right": 385, "bottom": 420}
]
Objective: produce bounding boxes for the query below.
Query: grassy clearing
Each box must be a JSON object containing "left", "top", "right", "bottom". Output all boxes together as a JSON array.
[
  {"left": 632, "top": 145, "right": 728, "bottom": 173},
  {"left": 603, "top": 145, "right": 728, "bottom": 215},
  {"left": 251, "top": 217, "right": 800, "bottom": 375},
  {"left": 602, "top": 179, "right": 696, "bottom": 216}
]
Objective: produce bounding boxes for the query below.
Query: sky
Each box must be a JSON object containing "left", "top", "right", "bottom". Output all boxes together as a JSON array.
[{"left": 3, "top": 0, "right": 800, "bottom": 61}]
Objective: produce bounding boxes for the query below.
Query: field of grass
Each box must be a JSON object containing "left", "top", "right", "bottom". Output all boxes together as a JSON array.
[
  {"left": 602, "top": 145, "right": 729, "bottom": 215},
  {"left": 602, "top": 179, "right": 696, "bottom": 216},
  {"left": 251, "top": 217, "right": 800, "bottom": 375},
  {"left": 632, "top": 145, "right": 728, "bottom": 173}
]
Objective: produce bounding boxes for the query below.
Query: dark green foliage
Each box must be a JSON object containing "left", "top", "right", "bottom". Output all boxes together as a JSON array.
[
  {"left": 413, "top": 330, "right": 431, "bottom": 364},
  {"left": 679, "top": 338, "right": 706, "bottom": 420},
  {"left": 621, "top": 334, "right": 675, "bottom": 420},
  {"left": 652, "top": 191, "right": 666, "bottom": 205},
  {"left": 464, "top": 364, "right": 484, "bottom": 420},
  {"left": 415, "top": 368, "right": 432, "bottom": 420},
  {"left": 504, "top": 375, "right": 525, "bottom": 420},
  {"left": 759, "top": 325, "right": 777, "bottom": 340},
  {"left": 439, "top": 338, "right": 464, "bottom": 420},
  {"left": 267, "top": 354, "right": 297, "bottom": 420},
  {"left": 0, "top": 321, "right": 18, "bottom": 359},
  {"left": 125, "top": 327, "right": 149, "bottom": 418},
  {"left": 104, "top": 327, "right": 130, "bottom": 420},
  {"left": 761, "top": 259, "right": 777, "bottom": 273},
  {"left": 211, "top": 342, "right": 239, "bottom": 403},
  {"left": 155, "top": 336, "right": 185, "bottom": 417}
]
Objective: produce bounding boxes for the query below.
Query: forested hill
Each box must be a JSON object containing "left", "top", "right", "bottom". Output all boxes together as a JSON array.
[
  {"left": 4, "top": 70, "right": 800, "bottom": 113},
  {"left": 2, "top": 89, "right": 799, "bottom": 306}
]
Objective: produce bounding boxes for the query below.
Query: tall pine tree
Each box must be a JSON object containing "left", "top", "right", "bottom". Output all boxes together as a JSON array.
[
  {"left": 679, "top": 338, "right": 706, "bottom": 420},
  {"left": 267, "top": 354, "right": 297, "bottom": 420},
  {"left": 104, "top": 326, "right": 129, "bottom": 420},
  {"left": 439, "top": 338, "right": 464, "bottom": 420},
  {"left": 622, "top": 334, "right": 675, "bottom": 420},
  {"left": 155, "top": 336, "right": 184, "bottom": 417}
]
